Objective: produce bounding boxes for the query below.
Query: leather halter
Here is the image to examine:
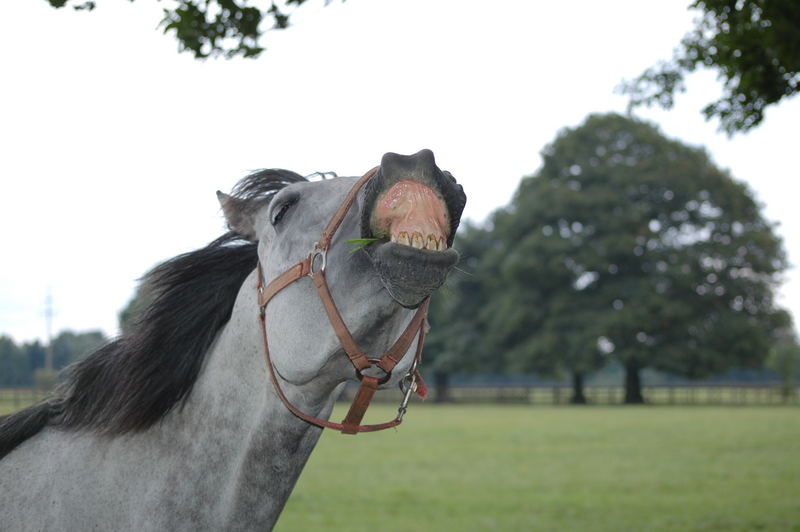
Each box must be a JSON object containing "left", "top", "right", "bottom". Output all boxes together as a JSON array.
[{"left": 257, "top": 167, "right": 429, "bottom": 434}]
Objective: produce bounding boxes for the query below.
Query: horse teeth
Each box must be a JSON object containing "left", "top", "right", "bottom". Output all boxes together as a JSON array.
[
  {"left": 392, "top": 231, "right": 444, "bottom": 250},
  {"left": 427, "top": 234, "right": 438, "bottom": 250}
]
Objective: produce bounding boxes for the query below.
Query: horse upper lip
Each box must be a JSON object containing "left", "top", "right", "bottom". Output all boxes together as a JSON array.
[
  {"left": 369, "top": 179, "right": 451, "bottom": 250},
  {"left": 359, "top": 150, "right": 466, "bottom": 248}
]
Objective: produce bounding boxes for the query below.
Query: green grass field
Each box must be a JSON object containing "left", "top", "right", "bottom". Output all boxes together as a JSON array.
[
  {"left": 277, "top": 404, "right": 800, "bottom": 532},
  {"left": 0, "top": 389, "right": 48, "bottom": 416},
  {"left": 3, "top": 394, "right": 798, "bottom": 530}
]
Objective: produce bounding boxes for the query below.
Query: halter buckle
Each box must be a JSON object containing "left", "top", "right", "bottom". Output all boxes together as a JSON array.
[{"left": 308, "top": 243, "right": 327, "bottom": 275}]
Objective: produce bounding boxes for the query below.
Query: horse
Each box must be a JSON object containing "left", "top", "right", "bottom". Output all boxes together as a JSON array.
[{"left": 0, "top": 149, "right": 466, "bottom": 531}]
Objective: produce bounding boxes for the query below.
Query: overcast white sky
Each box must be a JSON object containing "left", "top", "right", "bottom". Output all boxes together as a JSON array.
[{"left": 1, "top": 0, "right": 798, "bottom": 344}]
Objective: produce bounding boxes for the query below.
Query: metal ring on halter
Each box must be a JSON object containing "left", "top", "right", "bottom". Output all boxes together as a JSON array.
[
  {"left": 395, "top": 372, "right": 418, "bottom": 422},
  {"left": 398, "top": 373, "right": 418, "bottom": 396},
  {"left": 308, "top": 244, "right": 327, "bottom": 275},
  {"left": 398, "top": 357, "right": 420, "bottom": 396},
  {"left": 355, "top": 358, "right": 392, "bottom": 385}
]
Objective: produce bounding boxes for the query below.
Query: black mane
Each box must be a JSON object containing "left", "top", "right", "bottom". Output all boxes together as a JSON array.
[{"left": 0, "top": 169, "right": 307, "bottom": 460}]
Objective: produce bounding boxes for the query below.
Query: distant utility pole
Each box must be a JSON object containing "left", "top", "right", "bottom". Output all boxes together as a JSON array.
[{"left": 45, "top": 289, "right": 54, "bottom": 372}]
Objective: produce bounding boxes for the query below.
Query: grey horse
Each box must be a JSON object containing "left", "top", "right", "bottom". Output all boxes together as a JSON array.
[{"left": 0, "top": 149, "right": 466, "bottom": 531}]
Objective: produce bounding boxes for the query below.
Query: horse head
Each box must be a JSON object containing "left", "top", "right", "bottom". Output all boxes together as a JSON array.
[{"left": 218, "top": 149, "right": 466, "bottom": 395}]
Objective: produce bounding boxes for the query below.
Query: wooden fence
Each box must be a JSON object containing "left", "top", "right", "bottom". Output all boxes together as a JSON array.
[
  {"left": 1, "top": 384, "right": 796, "bottom": 416},
  {"left": 340, "top": 383, "right": 798, "bottom": 406}
]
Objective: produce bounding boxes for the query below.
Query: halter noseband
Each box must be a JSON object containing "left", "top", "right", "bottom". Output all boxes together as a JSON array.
[{"left": 256, "top": 167, "right": 429, "bottom": 434}]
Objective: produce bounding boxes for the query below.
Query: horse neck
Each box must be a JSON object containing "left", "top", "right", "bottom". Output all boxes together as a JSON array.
[{"left": 176, "top": 269, "right": 342, "bottom": 529}]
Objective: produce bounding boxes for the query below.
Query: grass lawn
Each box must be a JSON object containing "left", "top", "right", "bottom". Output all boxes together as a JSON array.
[
  {"left": 277, "top": 404, "right": 800, "bottom": 532},
  {"left": 0, "top": 389, "right": 48, "bottom": 416},
  {"left": 3, "top": 394, "right": 797, "bottom": 530}
]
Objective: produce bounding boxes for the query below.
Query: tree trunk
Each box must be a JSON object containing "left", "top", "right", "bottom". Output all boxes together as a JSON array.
[
  {"left": 433, "top": 371, "right": 450, "bottom": 403},
  {"left": 624, "top": 362, "right": 645, "bottom": 404},
  {"left": 569, "top": 371, "right": 588, "bottom": 404}
]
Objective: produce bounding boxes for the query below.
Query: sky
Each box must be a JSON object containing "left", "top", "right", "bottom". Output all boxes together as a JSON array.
[{"left": 0, "top": 0, "right": 798, "bottom": 344}]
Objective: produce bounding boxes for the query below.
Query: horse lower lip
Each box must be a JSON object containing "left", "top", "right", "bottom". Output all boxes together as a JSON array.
[
  {"left": 376, "top": 241, "right": 459, "bottom": 265},
  {"left": 367, "top": 242, "right": 459, "bottom": 307}
]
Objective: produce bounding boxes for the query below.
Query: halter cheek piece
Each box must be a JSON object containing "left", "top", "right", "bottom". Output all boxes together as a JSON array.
[{"left": 256, "top": 167, "right": 429, "bottom": 434}]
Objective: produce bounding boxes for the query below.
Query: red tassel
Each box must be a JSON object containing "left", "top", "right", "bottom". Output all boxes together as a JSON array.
[{"left": 414, "top": 370, "right": 427, "bottom": 399}]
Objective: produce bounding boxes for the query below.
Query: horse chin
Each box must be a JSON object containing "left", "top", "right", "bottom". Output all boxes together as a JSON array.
[{"left": 367, "top": 241, "right": 460, "bottom": 308}]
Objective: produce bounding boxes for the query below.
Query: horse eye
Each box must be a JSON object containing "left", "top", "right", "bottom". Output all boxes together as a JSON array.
[{"left": 271, "top": 200, "right": 296, "bottom": 225}]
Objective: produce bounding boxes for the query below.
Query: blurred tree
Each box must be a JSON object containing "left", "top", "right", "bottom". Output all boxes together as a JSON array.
[
  {"left": 51, "top": 330, "right": 107, "bottom": 369},
  {"left": 485, "top": 205, "right": 607, "bottom": 403},
  {"left": 0, "top": 336, "right": 34, "bottom": 386},
  {"left": 489, "top": 112, "right": 789, "bottom": 403},
  {"left": 424, "top": 224, "right": 500, "bottom": 402},
  {"left": 621, "top": 0, "right": 800, "bottom": 135},
  {"left": 0, "top": 332, "right": 108, "bottom": 388},
  {"left": 766, "top": 327, "right": 800, "bottom": 400},
  {"left": 46, "top": 0, "right": 334, "bottom": 59},
  {"left": 118, "top": 283, "right": 154, "bottom": 336},
  {"left": 22, "top": 340, "right": 46, "bottom": 373}
]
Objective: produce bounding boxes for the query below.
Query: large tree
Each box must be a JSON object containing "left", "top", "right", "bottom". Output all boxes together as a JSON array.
[
  {"left": 488, "top": 112, "right": 789, "bottom": 403},
  {"left": 47, "top": 0, "right": 327, "bottom": 59},
  {"left": 621, "top": 0, "right": 800, "bottom": 134},
  {"left": 484, "top": 204, "right": 608, "bottom": 403}
]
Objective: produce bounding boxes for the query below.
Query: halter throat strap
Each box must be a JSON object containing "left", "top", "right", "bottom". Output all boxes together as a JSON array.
[{"left": 256, "top": 168, "right": 429, "bottom": 434}]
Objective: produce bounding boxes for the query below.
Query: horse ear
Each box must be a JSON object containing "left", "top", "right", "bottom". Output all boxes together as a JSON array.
[{"left": 217, "top": 191, "right": 258, "bottom": 241}]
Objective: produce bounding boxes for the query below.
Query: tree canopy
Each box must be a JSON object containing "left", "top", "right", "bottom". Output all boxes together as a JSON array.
[
  {"left": 621, "top": 0, "right": 800, "bottom": 134},
  {"left": 468, "top": 113, "right": 789, "bottom": 402},
  {"left": 46, "top": 0, "right": 800, "bottom": 127},
  {"left": 46, "top": 0, "right": 324, "bottom": 59}
]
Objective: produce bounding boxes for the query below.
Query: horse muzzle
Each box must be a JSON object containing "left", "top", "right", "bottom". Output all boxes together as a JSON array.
[{"left": 360, "top": 149, "right": 467, "bottom": 308}]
